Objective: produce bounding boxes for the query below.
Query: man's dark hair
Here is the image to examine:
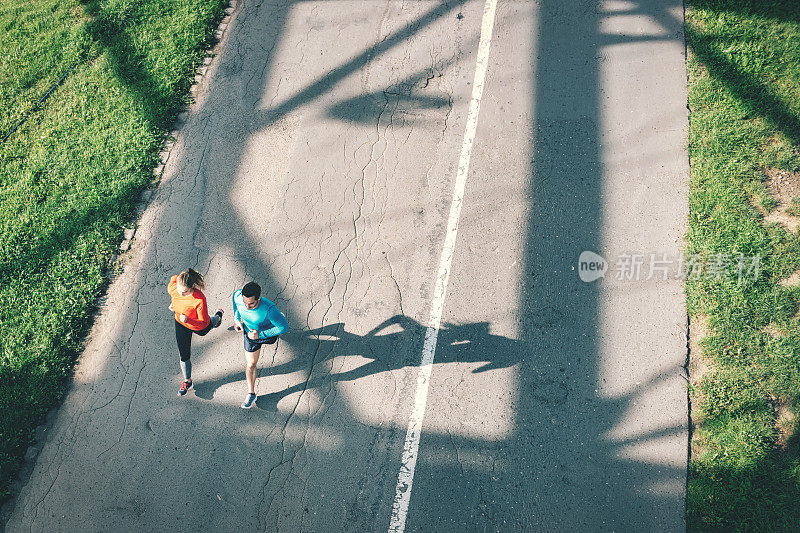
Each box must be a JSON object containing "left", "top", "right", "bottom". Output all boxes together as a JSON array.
[{"left": 242, "top": 282, "right": 261, "bottom": 299}]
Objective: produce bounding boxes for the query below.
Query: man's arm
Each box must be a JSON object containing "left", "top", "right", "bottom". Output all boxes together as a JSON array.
[
  {"left": 258, "top": 304, "right": 288, "bottom": 339},
  {"left": 232, "top": 291, "right": 242, "bottom": 325}
]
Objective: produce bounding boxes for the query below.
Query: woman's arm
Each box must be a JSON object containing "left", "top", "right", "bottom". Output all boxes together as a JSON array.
[{"left": 183, "top": 293, "right": 209, "bottom": 329}]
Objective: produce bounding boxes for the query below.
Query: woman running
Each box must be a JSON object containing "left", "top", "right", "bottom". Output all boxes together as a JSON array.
[{"left": 167, "top": 268, "right": 224, "bottom": 396}]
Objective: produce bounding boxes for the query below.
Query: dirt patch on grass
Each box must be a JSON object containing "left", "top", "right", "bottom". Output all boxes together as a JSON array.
[
  {"left": 764, "top": 168, "right": 800, "bottom": 201},
  {"left": 770, "top": 396, "right": 796, "bottom": 450},
  {"left": 762, "top": 323, "right": 785, "bottom": 339},
  {"left": 688, "top": 315, "right": 712, "bottom": 459},
  {"left": 759, "top": 168, "right": 800, "bottom": 232},
  {"left": 689, "top": 315, "right": 711, "bottom": 387},
  {"left": 766, "top": 135, "right": 789, "bottom": 151},
  {"left": 779, "top": 269, "right": 800, "bottom": 288}
]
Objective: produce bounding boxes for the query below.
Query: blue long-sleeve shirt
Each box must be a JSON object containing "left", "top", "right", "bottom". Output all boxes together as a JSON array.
[{"left": 232, "top": 290, "right": 289, "bottom": 339}]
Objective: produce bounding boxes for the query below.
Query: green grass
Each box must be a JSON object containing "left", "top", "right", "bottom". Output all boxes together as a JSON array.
[
  {"left": 685, "top": 0, "right": 800, "bottom": 530},
  {"left": 0, "top": 0, "right": 224, "bottom": 503}
]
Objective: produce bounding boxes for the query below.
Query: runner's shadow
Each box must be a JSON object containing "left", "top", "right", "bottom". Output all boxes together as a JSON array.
[
  {"left": 193, "top": 314, "right": 523, "bottom": 403},
  {"left": 255, "top": 315, "right": 523, "bottom": 409}
]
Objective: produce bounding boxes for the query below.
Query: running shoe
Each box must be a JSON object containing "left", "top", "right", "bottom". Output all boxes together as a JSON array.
[
  {"left": 211, "top": 308, "right": 224, "bottom": 328},
  {"left": 178, "top": 380, "right": 192, "bottom": 396},
  {"left": 241, "top": 393, "right": 257, "bottom": 409}
]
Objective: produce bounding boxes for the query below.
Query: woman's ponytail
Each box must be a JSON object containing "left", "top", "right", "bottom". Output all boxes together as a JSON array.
[{"left": 178, "top": 268, "right": 206, "bottom": 290}]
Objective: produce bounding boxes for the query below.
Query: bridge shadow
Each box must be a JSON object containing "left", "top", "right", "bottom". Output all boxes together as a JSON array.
[{"left": 4, "top": 0, "right": 691, "bottom": 530}]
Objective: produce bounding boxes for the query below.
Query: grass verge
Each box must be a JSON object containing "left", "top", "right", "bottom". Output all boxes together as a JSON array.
[
  {"left": 685, "top": 0, "right": 800, "bottom": 529},
  {"left": 0, "top": 0, "right": 225, "bottom": 503}
]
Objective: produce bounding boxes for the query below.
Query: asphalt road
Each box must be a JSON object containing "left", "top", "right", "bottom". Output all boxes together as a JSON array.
[{"left": 4, "top": 0, "right": 689, "bottom": 530}]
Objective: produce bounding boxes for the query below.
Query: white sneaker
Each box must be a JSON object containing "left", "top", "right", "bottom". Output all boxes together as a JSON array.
[{"left": 241, "top": 393, "right": 257, "bottom": 409}]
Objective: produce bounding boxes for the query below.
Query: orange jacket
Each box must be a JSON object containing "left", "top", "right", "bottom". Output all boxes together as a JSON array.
[{"left": 168, "top": 275, "right": 210, "bottom": 331}]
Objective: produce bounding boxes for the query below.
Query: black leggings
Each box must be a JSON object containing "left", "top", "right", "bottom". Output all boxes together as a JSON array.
[{"left": 174, "top": 319, "right": 214, "bottom": 362}]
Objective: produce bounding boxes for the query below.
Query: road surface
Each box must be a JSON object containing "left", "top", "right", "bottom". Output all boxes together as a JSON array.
[{"left": 4, "top": 0, "right": 689, "bottom": 530}]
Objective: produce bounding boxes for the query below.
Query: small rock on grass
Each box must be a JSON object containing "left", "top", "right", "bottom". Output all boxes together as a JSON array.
[{"left": 24, "top": 446, "right": 38, "bottom": 462}]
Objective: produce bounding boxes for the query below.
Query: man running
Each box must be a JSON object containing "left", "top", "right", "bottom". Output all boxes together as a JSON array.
[{"left": 232, "top": 282, "right": 289, "bottom": 408}]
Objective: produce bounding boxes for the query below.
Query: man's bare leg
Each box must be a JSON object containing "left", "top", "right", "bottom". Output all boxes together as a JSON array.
[{"left": 245, "top": 346, "right": 261, "bottom": 394}]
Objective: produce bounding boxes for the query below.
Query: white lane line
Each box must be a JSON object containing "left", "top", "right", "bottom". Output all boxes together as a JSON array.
[{"left": 388, "top": 0, "right": 498, "bottom": 530}]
